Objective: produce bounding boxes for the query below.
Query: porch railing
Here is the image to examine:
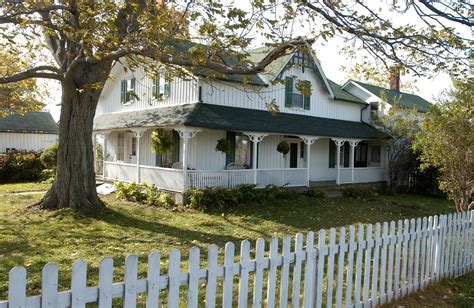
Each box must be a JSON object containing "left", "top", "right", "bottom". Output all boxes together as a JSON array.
[
  {"left": 257, "top": 168, "right": 307, "bottom": 187},
  {"left": 103, "top": 161, "right": 136, "bottom": 183},
  {"left": 187, "top": 169, "right": 254, "bottom": 189},
  {"left": 140, "top": 165, "right": 184, "bottom": 191}
]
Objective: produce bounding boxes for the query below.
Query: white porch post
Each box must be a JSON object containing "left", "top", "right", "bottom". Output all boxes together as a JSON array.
[
  {"left": 332, "top": 139, "right": 346, "bottom": 185},
  {"left": 175, "top": 127, "right": 201, "bottom": 190},
  {"left": 99, "top": 132, "right": 110, "bottom": 180},
  {"left": 301, "top": 136, "right": 319, "bottom": 187},
  {"left": 132, "top": 129, "right": 147, "bottom": 183},
  {"left": 349, "top": 140, "right": 361, "bottom": 184},
  {"left": 244, "top": 132, "right": 267, "bottom": 186}
]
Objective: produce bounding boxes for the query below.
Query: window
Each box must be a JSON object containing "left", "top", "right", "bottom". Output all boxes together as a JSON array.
[
  {"left": 120, "top": 78, "right": 136, "bottom": 104},
  {"left": 117, "top": 133, "right": 125, "bottom": 161},
  {"left": 235, "top": 133, "right": 251, "bottom": 167},
  {"left": 152, "top": 73, "right": 171, "bottom": 98},
  {"left": 6, "top": 148, "right": 16, "bottom": 153},
  {"left": 131, "top": 137, "right": 137, "bottom": 156},
  {"left": 369, "top": 145, "right": 381, "bottom": 166},
  {"left": 285, "top": 77, "right": 311, "bottom": 110},
  {"left": 328, "top": 141, "right": 350, "bottom": 168},
  {"left": 300, "top": 142, "right": 305, "bottom": 159}
]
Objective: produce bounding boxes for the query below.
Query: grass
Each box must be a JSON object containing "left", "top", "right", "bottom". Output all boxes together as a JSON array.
[
  {"left": 0, "top": 185, "right": 454, "bottom": 302},
  {"left": 0, "top": 182, "right": 51, "bottom": 193},
  {"left": 386, "top": 271, "right": 474, "bottom": 307}
]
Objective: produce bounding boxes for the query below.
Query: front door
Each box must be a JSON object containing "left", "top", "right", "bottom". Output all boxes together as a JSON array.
[{"left": 289, "top": 143, "right": 298, "bottom": 168}]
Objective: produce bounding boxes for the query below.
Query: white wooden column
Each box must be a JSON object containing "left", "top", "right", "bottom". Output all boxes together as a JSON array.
[
  {"left": 131, "top": 129, "right": 147, "bottom": 183},
  {"left": 244, "top": 132, "right": 267, "bottom": 185},
  {"left": 349, "top": 140, "right": 361, "bottom": 184},
  {"left": 175, "top": 127, "right": 201, "bottom": 190},
  {"left": 332, "top": 139, "right": 346, "bottom": 185},
  {"left": 300, "top": 136, "right": 319, "bottom": 187},
  {"left": 98, "top": 131, "right": 110, "bottom": 180}
]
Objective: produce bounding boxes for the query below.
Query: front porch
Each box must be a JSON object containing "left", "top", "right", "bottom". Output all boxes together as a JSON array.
[{"left": 96, "top": 125, "right": 387, "bottom": 192}]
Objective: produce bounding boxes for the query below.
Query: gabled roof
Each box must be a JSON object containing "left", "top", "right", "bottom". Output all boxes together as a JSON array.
[
  {"left": 0, "top": 111, "right": 58, "bottom": 134},
  {"left": 247, "top": 47, "right": 335, "bottom": 98},
  {"left": 94, "top": 103, "right": 388, "bottom": 140},
  {"left": 350, "top": 80, "right": 431, "bottom": 112},
  {"left": 327, "top": 80, "right": 366, "bottom": 105}
]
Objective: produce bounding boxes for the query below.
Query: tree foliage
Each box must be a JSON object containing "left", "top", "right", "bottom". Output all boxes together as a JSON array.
[
  {"left": 0, "top": 50, "right": 45, "bottom": 115},
  {"left": 413, "top": 80, "right": 474, "bottom": 211},
  {"left": 372, "top": 103, "right": 420, "bottom": 189}
]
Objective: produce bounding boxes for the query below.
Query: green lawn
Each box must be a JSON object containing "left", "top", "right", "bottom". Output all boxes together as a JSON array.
[
  {"left": 386, "top": 271, "right": 474, "bottom": 307},
  {"left": 0, "top": 186, "right": 454, "bottom": 301},
  {"left": 0, "top": 182, "right": 51, "bottom": 193}
]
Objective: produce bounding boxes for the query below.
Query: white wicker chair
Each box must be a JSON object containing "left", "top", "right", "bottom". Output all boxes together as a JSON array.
[
  {"left": 171, "top": 161, "right": 183, "bottom": 169},
  {"left": 226, "top": 162, "right": 245, "bottom": 170}
]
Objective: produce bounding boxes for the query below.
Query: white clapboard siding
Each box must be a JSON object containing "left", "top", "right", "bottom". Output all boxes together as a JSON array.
[{"left": 1, "top": 212, "right": 472, "bottom": 308}]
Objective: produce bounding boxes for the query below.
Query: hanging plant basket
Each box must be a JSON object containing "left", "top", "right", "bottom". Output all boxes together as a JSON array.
[
  {"left": 151, "top": 128, "right": 174, "bottom": 154},
  {"left": 215, "top": 138, "right": 231, "bottom": 155},
  {"left": 277, "top": 140, "right": 290, "bottom": 155}
]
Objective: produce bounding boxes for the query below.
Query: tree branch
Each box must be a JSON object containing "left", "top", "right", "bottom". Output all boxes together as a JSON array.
[{"left": 0, "top": 66, "right": 63, "bottom": 84}]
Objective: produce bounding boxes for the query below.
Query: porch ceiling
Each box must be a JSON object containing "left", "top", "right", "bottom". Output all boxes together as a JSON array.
[{"left": 94, "top": 103, "right": 388, "bottom": 139}]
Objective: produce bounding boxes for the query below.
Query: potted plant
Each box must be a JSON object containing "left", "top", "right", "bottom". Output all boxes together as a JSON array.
[
  {"left": 215, "top": 138, "right": 231, "bottom": 155},
  {"left": 277, "top": 140, "right": 290, "bottom": 155},
  {"left": 151, "top": 128, "right": 174, "bottom": 154}
]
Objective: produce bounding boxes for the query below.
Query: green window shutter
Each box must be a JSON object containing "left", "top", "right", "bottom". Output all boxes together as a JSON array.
[
  {"left": 329, "top": 140, "right": 335, "bottom": 168},
  {"left": 304, "top": 80, "right": 311, "bottom": 110},
  {"left": 155, "top": 152, "right": 162, "bottom": 167},
  {"left": 285, "top": 77, "right": 293, "bottom": 107},
  {"left": 172, "top": 130, "right": 180, "bottom": 162},
  {"left": 152, "top": 74, "right": 158, "bottom": 98},
  {"left": 226, "top": 131, "right": 236, "bottom": 165},
  {"left": 120, "top": 80, "right": 126, "bottom": 104},
  {"left": 343, "top": 143, "right": 350, "bottom": 167},
  {"left": 164, "top": 79, "right": 171, "bottom": 97},
  {"left": 131, "top": 78, "right": 136, "bottom": 102}
]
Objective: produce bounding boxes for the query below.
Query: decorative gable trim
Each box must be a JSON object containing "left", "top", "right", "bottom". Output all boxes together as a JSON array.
[{"left": 273, "top": 50, "right": 335, "bottom": 98}]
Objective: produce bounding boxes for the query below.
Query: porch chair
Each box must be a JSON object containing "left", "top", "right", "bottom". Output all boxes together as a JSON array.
[
  {"left": 171, "top": 161, "right": 183, "bottom": 169},
  {"left": 226, "top": 162, "right": 245, "bottom": 170}
]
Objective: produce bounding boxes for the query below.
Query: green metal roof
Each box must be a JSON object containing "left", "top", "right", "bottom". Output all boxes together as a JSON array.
[
  {"left": 327, "top": 80, "right": 366, "bottom": 105},
  {"left": 0, "top": 111, "right": 58, "bottom": 134},
  {"left": 94, "top": 103, "right": 387, "bottom": 140},
  {"left": 166, "top": 40, "right": 267, "bottom": 86},
  {"left": 352, "top": 80, "right": 431, "bottom": 112}
]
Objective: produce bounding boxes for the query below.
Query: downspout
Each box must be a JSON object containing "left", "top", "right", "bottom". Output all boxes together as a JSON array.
[{"left": 360, "top": 104, "right": 369, "bottom": 123}]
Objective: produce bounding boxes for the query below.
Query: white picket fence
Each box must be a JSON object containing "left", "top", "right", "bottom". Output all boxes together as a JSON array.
[{"left": 1, "top": 212, "right": 473, "bottom": 307}]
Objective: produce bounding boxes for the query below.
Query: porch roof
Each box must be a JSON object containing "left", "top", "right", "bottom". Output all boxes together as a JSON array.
[{"left": 94, "top": 103, "right": 388, "bottom": 139}]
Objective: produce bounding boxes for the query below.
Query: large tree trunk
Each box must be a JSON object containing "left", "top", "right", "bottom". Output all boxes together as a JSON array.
[{"left": 37, "top": 62, "right": 111, "bottom": 210}]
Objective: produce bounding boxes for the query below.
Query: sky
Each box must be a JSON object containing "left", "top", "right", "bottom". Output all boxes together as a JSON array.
[{"left": 41, "top": 1, "right": 469, "bottom": 121}]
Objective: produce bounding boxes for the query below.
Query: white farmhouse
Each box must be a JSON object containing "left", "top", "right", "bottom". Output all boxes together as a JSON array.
[
  {"left": 0, "top": 111, "right": 58, "bottom": 153},
  {"left": 94, "top": 44, "right": 404, "bottom": 192}
]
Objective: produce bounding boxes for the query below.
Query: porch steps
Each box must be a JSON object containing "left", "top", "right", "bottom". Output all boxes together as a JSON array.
[{"left": 309, "top": 181, "right": 343, "bottom": 198}]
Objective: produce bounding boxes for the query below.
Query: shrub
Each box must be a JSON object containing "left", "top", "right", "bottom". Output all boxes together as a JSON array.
[
  {"left": 376, "top": 183, "right": 396, "bottom": 196},
  {"left": 185, "top": 184, "right": 293, "bottom": 211},
  {"left": 342, "top": 186, "right": 378, "bottom": 199},
  {"left": 40, "top": 143, "right": 58, "bottom": 169},
  {"left": 40, "top": 169, "right": 55, "bottom": 183},
  {"left": 307, "top": 187, "right": 327, "bottom": 199},
  {"left": 0, "top": 151, "right": 43, "bottom": 183},
  {"left": 114, "top": 182, "right": 175, "bottom": 207}
]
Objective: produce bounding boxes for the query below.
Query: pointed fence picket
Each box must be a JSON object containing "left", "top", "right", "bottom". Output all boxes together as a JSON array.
[{"left": 0, "top": 212, "right": 472, "bottom": 308}]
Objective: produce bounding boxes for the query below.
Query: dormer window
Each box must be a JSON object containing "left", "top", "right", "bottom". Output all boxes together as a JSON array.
[
  {"left": 285, "top": 77, "right": 311, "bottom": 110},
  {"left": 152, "top": 73, "right": 171, "bottom": 98},
  {"left": 370, "top": 103, "right": 379, "bottom": 115},
  {"left": 120, "top": 78, "right": 136, "bottom": 105}
]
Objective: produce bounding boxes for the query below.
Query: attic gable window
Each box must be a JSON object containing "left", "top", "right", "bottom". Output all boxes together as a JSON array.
[
  {"left": 120, "top": 78, "right": 136, "bottom": 105},
  {"left": 152, "top": 73, "right": 171, "bottom": 99},
  {"left": 285, "top": 77, "right": 311, "bottom": 110}
]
